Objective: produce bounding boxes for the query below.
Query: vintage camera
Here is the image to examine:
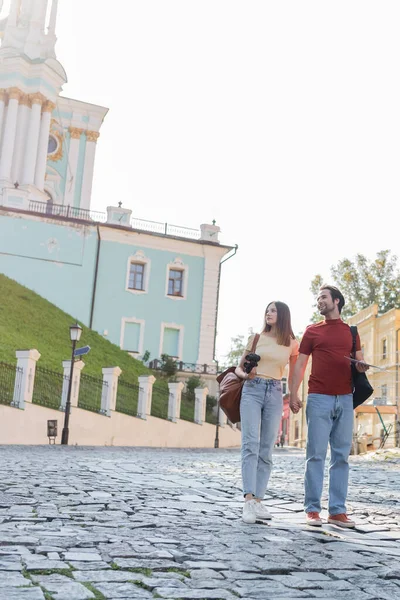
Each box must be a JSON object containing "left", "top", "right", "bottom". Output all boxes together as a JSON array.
[{"left": 243, "top": 352, "right": 261, "bottom": 374}]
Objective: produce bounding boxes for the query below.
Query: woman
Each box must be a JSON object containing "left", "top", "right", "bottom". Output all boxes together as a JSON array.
[{"left": 235, "top": 301, "right": 299, "bottom": 524}]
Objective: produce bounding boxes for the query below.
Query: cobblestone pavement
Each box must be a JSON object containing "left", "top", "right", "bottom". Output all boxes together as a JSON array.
[{"left": 0, "top": 445, "right": 399, "bottom": 600}]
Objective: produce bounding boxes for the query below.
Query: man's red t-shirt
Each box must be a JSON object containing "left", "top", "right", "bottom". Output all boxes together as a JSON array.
[{"left": 299, "top": 319, "right": 361, "bottom": 395}]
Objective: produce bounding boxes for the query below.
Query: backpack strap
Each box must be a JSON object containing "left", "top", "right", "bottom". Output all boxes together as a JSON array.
[
  {"left": 250, "top": 333, "right": 260, "bottom": 353},
  {"left": 350, "top": 325, "right": 357, "bottom": 358}
]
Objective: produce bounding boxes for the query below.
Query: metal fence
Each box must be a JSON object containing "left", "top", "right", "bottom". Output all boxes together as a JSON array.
[
  {"left": 78, "top": 373, "right": 108, "bottom": 413},
  {"left": 149, "top": 359, "right": 218, "bottom": 375},
  {"left": 0, "top": 362, "right": 23, "bottom": 406},
  {"left": 31, "top": 366, "right": 65, "bottom": 409},
  {"left": 115, "top": 379, "right": 140, "bottom": 417},
  {"left": 179, "top": 392, "right": 195, "bottom": 422},
  {"left": 205, "top": 396, "right": 218, "bottom": 425},
  {"left": 150, "top": 385, "right": 170, "bottom": 419},
  {"left": 29, "top": 200, "right": 106, "bottom": 223}
]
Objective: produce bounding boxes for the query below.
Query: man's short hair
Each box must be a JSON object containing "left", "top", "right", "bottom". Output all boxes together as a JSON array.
[{"left": 320, "top": 285, "right": 345, "bottom": 313}]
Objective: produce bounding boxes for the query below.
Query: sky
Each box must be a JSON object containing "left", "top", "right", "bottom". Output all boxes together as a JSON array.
[{"left": 16, "top": 1, "right": 400, "bottom": 360}]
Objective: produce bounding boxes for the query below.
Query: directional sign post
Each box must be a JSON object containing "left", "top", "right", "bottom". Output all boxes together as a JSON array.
[{"left": 74, "top": 345, "right": 91, "bottom": 358}]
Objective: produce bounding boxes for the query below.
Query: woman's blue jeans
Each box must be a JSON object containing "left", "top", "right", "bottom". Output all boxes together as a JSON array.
[
  {"left": 305, "top": 393, "right": 354, "bottom": 515},
  {"left": 240, "top": 377, "right": 283, "bottom": 498}
]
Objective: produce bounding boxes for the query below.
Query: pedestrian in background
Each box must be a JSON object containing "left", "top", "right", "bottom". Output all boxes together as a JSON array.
[
  {"left": 289, "top": 285, "right": 369, "bottom": 528},
  {"left": 235, "top": 301, "right": 299, "bottom": 524}
]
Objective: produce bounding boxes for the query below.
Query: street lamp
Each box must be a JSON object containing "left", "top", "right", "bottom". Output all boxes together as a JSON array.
[
  {"left": 214, "top": 399, "right": 220, "bottom": 448},
  {"left": 61, "top": 323, "right": 82, "bottom": 445}
]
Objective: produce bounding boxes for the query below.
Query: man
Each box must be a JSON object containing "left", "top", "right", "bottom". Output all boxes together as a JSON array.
[{"left": 289, "top": 285, "right": 368, "bottom": 528}]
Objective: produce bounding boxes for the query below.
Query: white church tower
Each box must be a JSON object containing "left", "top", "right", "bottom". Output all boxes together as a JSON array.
[{"left": 0, "top": 0, "right": 107, "bottom": 213}]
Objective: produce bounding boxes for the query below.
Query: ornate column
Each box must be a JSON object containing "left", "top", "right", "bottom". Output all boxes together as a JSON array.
[
  {"left": 194, "top": 387, "right": 209, "bottom": 424},
  {"left": 12, "top": 94, "right": 31, "bottom": 185},
  {"left": 64, "top": 127, "right": 83, "bottom": 207},
  {"left": 137, "top": 375, "right": 156, "bottom": 419},
  {"left": 34, "top": 100, "right": 55, "bottom": 190},
  {"left": 80, "top": 130, "right": 100, "bottom": 210},
  {"left": 60, "top": 360, "right": 85, "bottom": 410},
  {"left": 0, "top": 87, "right": 23, "bottom": 183},
  {"left": 13, "top": 349, "right": 41, "bottom": 409},
  {"left": 21, "top": 92, "right": 46, "bottom": 186},
  {"left": 0, "top": 90, "right": 7, "bottom": 149}
]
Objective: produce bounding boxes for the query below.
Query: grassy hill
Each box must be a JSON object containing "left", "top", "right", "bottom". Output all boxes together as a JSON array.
[{"left": 0, "top": 274, "right": 215, "bottom": 423}]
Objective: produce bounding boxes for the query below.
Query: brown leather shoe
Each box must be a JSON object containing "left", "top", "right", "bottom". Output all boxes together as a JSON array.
[
  {"left": 306, "top": 512, "right": 322, "bottom": 526},
  {"left": 328, "top": 513, "right": 355, "bottom": 528}
]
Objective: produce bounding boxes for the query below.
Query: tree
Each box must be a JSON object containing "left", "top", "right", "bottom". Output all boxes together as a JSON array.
[
  {"left": 223, "top": 328, "right": 254, "bottom": 368},
  {"left": 185, "top": 375, "right": 204, "bottom": 400},
  {"left": 160, "top": 354, "right": 177, "bottom": 378},
  {"left": 310, "top": 250, "right": 400, "bottom": 321}
]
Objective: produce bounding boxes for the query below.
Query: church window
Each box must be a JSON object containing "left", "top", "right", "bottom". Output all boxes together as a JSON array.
[
  {"left": 128, "top": 263, "right": 145, "bottom": 291},
  {"left": 168, "top": 269, "right": 183, "bottom": 296},
  {"left": 48, "top": 135, "right": 58, "bottom": 155}
]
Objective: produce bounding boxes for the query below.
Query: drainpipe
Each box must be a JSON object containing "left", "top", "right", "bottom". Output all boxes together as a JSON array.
[
  {"left": 89, "top": 224, "right": 102, "bottom": 329},
  {"left": 212, "top": 244, "right": 238, "bottom": 365}
]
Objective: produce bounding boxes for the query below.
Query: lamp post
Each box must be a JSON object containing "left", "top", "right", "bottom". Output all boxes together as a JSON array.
[
  {"left": 61, "top": 323, "right": 82, "bottom": 445},
  {"left": 214, "top": 399, "right": 220, "bottom": 448}
]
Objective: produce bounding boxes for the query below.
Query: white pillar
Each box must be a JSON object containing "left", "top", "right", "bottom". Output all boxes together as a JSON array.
[
  {"left": 194, "top": 386, "right": 208, "bottom": 425},
  {"left": 34, "top": 101, "right": 54, "bottom": 190},
  {"left": 137, "top": 375, "right": 156, "bottom": 419},
  {"left": 12, "top": 96, "right": 30, "bottom": 185},
  {"left": 168, "top": 382, "right": 184, "bottom": 423},
  {"left": 0, "top": 88, "right": 22, "bottom": 182},
  {"left": 101, "top": 367, "right": 122, "bottom": 416},
  {"left": 64, "top": 127, "right": 83, "bottom": 207},
  {"left": 80, "top": 130, "right": 99, "bottom": 210},
  {"left": 21, "top": 93, "right": 45, "bottom": 185},
  {"left": 60, "top": 360, "right": 85, "bottom": 410},
  {"left": 0, "top": 90, "right": 7, "bottom": 152},
  {"left": 13, "top": 349, "right": 41, "bottom": 409}
]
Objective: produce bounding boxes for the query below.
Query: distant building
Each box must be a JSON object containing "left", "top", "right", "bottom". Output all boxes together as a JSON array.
[{"left": 0, "top": 2, "right": 236, "bottom": 385}]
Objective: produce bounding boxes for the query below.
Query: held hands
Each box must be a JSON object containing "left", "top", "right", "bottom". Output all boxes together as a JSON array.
[{"left": 289, "top": 392, "right": 302, "bottom": 414}]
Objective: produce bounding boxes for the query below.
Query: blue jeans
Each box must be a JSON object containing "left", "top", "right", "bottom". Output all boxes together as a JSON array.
[
  {"left": 305, "top": 393, "right": 353, "bottom": 515},
  {"left": 240, "top": 378, "right": 283, "bottom": 498}
]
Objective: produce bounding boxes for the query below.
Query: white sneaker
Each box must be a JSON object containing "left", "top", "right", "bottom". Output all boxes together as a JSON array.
[
  {"left": 254, "top": 502, "right": 272, "bottom": 520},
  {"left": 242, "top": 500, "right": 257, "bottom": 524}
]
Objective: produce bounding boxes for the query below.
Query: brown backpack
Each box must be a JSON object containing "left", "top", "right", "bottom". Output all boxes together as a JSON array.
[{"left": 216, "top": 334, "right": 260, "bottom": 423}]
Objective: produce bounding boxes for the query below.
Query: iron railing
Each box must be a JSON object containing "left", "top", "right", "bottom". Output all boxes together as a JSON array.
[
  {"left": 32, "top": 366, "right": 65, "bottom": 409},
  {"left": 29, "top": 200, "right": 106, "bottom": 223},
  {"left": 115, "top": 379, "right": 140, "bottom": 417},
  {"left": 149, "top": 359, "right": 219, "bottom": 375},
  {"left": 78, "top": 373, "right": 108, "bottom": 413},
  {"left": 24, "top": 201, "right": 201, "bottom": 241},
  {"left": 179, "top": 392, "right": 195, "bottom": 422},
  {"left": 0, "top": 362, "right": 23, "bottom": 406},
  {"left": 150, "top": 385, "right": 170, "bottom": 420}
]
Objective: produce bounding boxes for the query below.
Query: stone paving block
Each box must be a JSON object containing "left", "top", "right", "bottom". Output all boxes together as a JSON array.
[
  {"left": 68, "top": 561, "right": 111, "bottom": 570},
  {"left": 94, "top": 582, "right": 153, "bottom": 598},
  {"left": 63, "top": 551, "right": 102, "bottom": 561},
  {"left": 0, "top": 571, "right": 32, "bottom": 587},
  {"left": 113, "top": 558, "right": 178, "bottom": 569},
  {"left": 0, "top": 589, "right": 45, "bottom": 600},
  {"left": 183, "top": 560, "right": 231, "bottom": 570},
  {"left": 31, "top": 574, "right": 95, "bottom": 599},
  {"left": 24, "top": 559, "right": 70, "bottom": 571},
  {"left": 155, "top": 588, "right": 236, "bottom": 599},
  {"left": 0, "top": 560, "right": 22, "bottom": 571},
  {"left": 190, "top": 568, "right": 225, "bottom": 579}
]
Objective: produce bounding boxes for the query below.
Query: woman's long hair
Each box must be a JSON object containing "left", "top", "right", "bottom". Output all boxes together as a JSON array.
[{"left": 263, "top": 301, "right": 295, "bottom": 347}]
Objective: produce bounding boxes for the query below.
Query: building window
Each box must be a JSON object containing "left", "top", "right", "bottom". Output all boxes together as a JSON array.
[
  {"left": 168, "top": 269, "right": 183, "bottom": 297},
  {"left": 160, "top": 323, "right": 184, "bottom": 360},
  {"left": 120, "top": 318, "right": 144, "bottom": 354},
  {"left": 128, "top": 262, "right": 145, "bottom": 291},
  {"left": 125, "top": 251, "right": 150, "bottom": 295},
  {"left": 382, "top": 338, "right": 387, "bottom": 360}
]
